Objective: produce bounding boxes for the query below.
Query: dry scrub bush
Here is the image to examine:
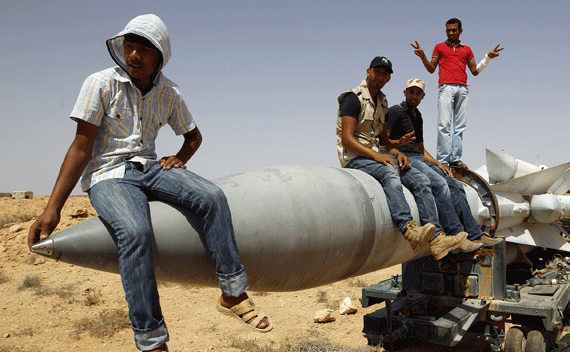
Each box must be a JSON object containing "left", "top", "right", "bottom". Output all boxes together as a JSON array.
[
  {"left": 348, "top": 277, "right": 368, "bottom": 288},
  {"left": 0, "top": 346, "right": 36, "bottom": 352},
  {"left": 23, "top": 254, "right": 38, "bottom": 265},
  {"left": 326, "top": 299, "right": 340, "bottom": 310},
  {"left": 71, "top": 308, "right": 130, "bottom": 339},
  {"left": 0, "top": 271, "right": 9, "bottom": 284},
  {"left": 12, "top": 327, "right": 36, "bottom": 337},
  {"left": 241, "top": 338, "right": 382, "bottom": 352},
  {"left": 253, "top": 291, "right": 270, "bottom": 296},
  {"left": 204, "top": 323, "right": 219, "bottom": 333},
  {"left": 316, "top": 289, "right": 328, "bottom": 303},
  {"left": 0, "top": 213, "right": 36, "bottom": 228},
  {"left": 230, "top": 336, "right": 260, "bottom": 350},
  {"left": 83, "top": 288, "right": 102, "bottom": 306},
  {"left": 18, "top": 275, "right": 42, "bottom": 290},
  {"left": 34, "top": 283, "right": 78, "bottom": 302},
  {"left": 19, "top": 277, "right": 95, "bottom": 306}
]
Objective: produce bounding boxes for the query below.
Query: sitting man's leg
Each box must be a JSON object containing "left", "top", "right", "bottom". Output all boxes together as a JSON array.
[
  {"left": 408, "top": 156, "right": 484, "bottom": 254},
  {"left": 346, "top": 156, "right": 435, "bottom": 254},
  {"left": 442, "top": 170, "right": 502, "bottom": 246},
  {"left": 398, "top": 161, "right": 468, "bottom": 260},
  {"left": 408, "top": 156, "right": 462, "bottom": 236},
  {"left": 88, "top": 167, "right": 169, "bottom": 351},
  {"left": 139, "top": 163, "right": 271, "bottom": 332}
]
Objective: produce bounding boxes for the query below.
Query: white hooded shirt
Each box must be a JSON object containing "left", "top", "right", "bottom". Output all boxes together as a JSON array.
[{"left": 70, "top": 14, "right": 196, "bottom": 192}]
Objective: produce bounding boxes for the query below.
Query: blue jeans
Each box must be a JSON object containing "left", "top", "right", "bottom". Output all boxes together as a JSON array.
[
  {"left": 437, "top": 84, "right": 469, "bottom": 165},
  {"left": 88, "top": 162, "right": 248, "bottom": 351},
  {"left": 408, "top": 155, "right": 483, "bottom": 240},
  {"left": 346, "top": 155, "right": 438, "bottom": 239},
  {"left": 397, "top": 160, "right": 441, "bottom": 239}
]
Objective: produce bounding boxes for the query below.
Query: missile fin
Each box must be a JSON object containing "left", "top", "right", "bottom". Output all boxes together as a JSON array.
[
  {"left": 499, "top": 223, "right": 570, "bottom": 252},
  {"left": 547, "top": 168, "right": 570, "bottom": 195},
  {"left": 490, "top": 163, "right": 570, "bottom": 195}
]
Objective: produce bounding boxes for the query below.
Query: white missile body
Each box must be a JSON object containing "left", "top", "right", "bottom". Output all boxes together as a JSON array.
[{"left": 30, "top": 151, "right": 570, "bottom": 292}]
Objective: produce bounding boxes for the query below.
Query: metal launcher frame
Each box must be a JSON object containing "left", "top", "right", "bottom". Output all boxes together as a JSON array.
[{"left": 361, "top": 169, "right": 570, "bottom": 352}]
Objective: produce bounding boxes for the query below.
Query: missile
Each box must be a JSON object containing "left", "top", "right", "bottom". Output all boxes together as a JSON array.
[
  {"left": 31, "top": 165, "right": 432, "bottom": 292},
  {"left": 31, "top": 159, "right": 570, "bottom": 292}
]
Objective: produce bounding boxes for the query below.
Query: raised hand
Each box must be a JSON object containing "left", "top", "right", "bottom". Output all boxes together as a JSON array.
[
  {"left": 399, "top": 131, "right": 416, "bottom": 146},
  {"left": 411, "top": 41, "right": 425, "bottom": 57},
  {"left": 488, "top": 44, "right": 504, "bottom": 58}
]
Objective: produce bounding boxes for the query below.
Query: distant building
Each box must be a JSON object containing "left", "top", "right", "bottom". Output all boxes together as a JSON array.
[{"left": 12, "top": 191, "right": 33, "bottom": 199}]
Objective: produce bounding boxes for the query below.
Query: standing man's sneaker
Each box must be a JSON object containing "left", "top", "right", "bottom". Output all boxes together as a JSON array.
[
  {"left": 473, "top": 233, "right": 503, "bottom": 246},
  {"left": 450, "top": 161, "right": 469, "bottom": 169},
  {"left": 403, "top": 220, "right": 436, "bottom": 254},
  {"left": 429, "top": 231, "right": 467, "bottom": 260}
]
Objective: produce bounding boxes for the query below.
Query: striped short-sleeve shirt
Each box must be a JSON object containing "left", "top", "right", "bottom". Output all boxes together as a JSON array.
[{"left": 70, "top": 67, "right": 196, "bottom": 191}]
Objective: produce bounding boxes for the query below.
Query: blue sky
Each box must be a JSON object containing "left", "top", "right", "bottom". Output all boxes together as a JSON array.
[{"left": 1, "top": 0, "right": 569, "bottom": 195}]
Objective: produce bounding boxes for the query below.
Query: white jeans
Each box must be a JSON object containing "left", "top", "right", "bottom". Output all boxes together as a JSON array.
[{"left": 436, "top": 84, "right": 469, "bottom": 165}]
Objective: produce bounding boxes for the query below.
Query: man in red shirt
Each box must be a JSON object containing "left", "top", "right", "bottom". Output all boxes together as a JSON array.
[{"left": 411, "top": 18, "right": 503, "bottom": 169}]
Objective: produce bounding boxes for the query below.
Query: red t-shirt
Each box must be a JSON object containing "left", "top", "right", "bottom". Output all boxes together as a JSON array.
[{"left": 432, "top": 41, "right": 474, "bottom": 86}]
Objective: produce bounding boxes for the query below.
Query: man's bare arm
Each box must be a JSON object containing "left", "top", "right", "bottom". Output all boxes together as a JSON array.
[
  {"left": 470, "top": 44, "right": 504, "bottom": 76},
  {"left": 411, "top": 41, "right": 439, "bottom": 74},
  {"left": 28, "top": 120, "right": 99, "bottom": 246},
  {"left": 388, "top": 131, "right": 416, "bottom": 147},
  {"left": 341, "top": 116, "right": 396, "bottom": 168},
  {"left": 160, "top": 127, "right": 203, "bottom": 170}
]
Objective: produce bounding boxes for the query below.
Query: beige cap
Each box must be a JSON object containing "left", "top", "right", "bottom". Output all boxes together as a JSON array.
[{"left": 405, "top": 78, "right": 425, "bottom": 92}]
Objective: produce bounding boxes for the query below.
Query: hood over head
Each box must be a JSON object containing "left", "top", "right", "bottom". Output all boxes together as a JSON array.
[{"left": 106, "top": 14, "right": 171, "bottom": 75}]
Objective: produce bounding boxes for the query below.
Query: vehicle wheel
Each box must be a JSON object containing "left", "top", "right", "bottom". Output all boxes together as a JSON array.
[
  {"left": 505, "top": 327, "right": 526, "bottom": 352},
  {"left": 525, "top": 330, "right": 545, "bottom": 352}
]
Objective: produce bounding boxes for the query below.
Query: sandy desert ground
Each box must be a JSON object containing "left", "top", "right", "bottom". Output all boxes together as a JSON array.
[{"left": 1, "top": 196, "right": 507, "bottom": 351}]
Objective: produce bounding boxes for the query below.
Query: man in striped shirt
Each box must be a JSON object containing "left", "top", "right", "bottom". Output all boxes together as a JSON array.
[{"left": 28, "top": 14, "right": 271, "bottom": 351}]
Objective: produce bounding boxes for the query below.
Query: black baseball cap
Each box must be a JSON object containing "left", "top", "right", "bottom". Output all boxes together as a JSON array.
[{"left": 369, "top": 56, "right": 393, "bottom": 74}]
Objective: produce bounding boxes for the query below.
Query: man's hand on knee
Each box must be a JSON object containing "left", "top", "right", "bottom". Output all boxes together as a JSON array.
[
  {"left": 160, "top": 156, "right": 187, "bottom": 170},
  {"left": 374, "top": 152, "right": 397, "bottom": 168}
]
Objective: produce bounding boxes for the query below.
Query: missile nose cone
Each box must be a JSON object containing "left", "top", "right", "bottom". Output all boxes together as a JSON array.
[
  {"left": 30, "top": 238, "right": 54, "bottom": 257},
  {"left": 486, "top": 149, "right": 516, "bottom": 182},
  {"left": 530, "top": 194, "right": 562, "bottom": 223},
  {"left": 486, "top": 149, "right": 545, "bottom": 184}
]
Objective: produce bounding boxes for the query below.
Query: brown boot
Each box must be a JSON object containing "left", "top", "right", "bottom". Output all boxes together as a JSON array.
[
  {"left": 454, "top": 238, "right": 485, "bottom": 253},
  {"left": 403, "top": 220, "right": 436, "bottom": 254},
  {"left": 429, "top": 231, "right": 467, "bottom": 260},
  {"left": 473, "top": 233, "right": 503, "bottom": 246}
]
